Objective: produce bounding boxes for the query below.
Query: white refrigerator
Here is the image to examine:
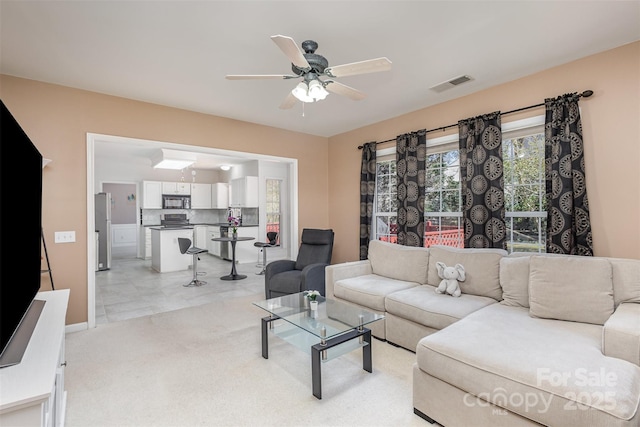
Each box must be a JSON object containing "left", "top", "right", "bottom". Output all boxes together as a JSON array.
[{"left": 95, "top": 192, "right": 112, "bottom": 271}]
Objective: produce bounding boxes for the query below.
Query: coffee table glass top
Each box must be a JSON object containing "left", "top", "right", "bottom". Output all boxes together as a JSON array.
[{"left": 253, "top": 292, "right": 384, "bottom": 341}]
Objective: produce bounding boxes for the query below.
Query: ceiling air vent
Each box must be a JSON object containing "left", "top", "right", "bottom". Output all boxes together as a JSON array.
[{"left": 429, "top": 75, "right": 473, "bottom": 93}]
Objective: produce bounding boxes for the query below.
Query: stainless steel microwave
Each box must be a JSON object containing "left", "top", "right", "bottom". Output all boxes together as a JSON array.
[{"left": 162, "top": 195, "right": 191, "bottom": 209}]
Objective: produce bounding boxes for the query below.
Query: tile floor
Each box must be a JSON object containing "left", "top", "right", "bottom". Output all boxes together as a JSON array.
[{"left": 95, "top": 247, "right": 266, "bottom": 324}]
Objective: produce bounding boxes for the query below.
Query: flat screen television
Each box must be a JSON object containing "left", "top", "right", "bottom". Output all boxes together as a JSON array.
[{"left": 0, "top": 99, "right": 44, "bottom": 367}]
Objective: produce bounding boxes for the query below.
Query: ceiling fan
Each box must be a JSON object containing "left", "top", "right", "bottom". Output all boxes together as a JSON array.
[{"left": 225, "top": 35, "right": 392, "bottom": 109}]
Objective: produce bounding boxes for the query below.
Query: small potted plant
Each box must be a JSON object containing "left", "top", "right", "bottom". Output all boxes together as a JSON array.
[
  {"left": 228, "top": 215, "right": 239, "bottom": 238},
  {"left": 305, "top": 290, "right": 321, "bottom": 311}
]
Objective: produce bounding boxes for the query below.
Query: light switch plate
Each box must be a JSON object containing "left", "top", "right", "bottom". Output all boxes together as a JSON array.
[{"left": 55, "top": 231, "right": 76, "bottom": 243}]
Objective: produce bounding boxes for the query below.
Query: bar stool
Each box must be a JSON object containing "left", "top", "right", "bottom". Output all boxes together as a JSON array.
[
  {"left": 254, "top": 232, "right": 278, "bottom": 275},
  {"left": 178, "top": 237, "right": 208, "bottom": 287}
]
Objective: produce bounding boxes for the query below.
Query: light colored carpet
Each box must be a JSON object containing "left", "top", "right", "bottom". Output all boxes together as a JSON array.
[{"left": 64, "top": 292, "right": 429, "bottom": 427}]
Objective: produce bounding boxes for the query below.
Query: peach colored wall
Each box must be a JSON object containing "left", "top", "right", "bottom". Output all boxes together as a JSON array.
[
  {"left": 1, "top": 42, "right": 638, "bottom": 325},
  {"left": 328, "top": 42, "right": 640, "bottom": 263},
  {"left": 0, "top": 76, "right": 329, "bottom": 325}
]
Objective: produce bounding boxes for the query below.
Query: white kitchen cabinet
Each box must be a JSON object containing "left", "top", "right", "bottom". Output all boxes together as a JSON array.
[
  {"left": 162, "top": 182, "right": 190, "bottom": 195},
  {"left": 193, "top": 225, "right": 208, "bottom": 248},
  {"left": 230, "top": 176, "right": 258, "bottom": 207},
  {"left": 190, "top": 183, "right": 212, "bottom": 209},
  {"left": 0, "top": 290, "right": 69, "bottom": 427},
  {"left": 140, "top": 227, "right": 152, "bottom": 259},
  {"left": 235, "top": 226, "right": 260, "bottom": 263},
  {"left": 142, "top": 181, "right": 162, "bottom": 209},
  {"left": 207, "top": 226, "right": 221, "bottom": 257},
  {"left": 211, "top": 183, "right": 229, "bottom": 209}
]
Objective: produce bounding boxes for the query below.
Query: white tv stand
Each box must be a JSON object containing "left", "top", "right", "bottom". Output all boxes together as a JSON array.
[{"left": 0, "top": 290, "right": 70, "bottom": 427}]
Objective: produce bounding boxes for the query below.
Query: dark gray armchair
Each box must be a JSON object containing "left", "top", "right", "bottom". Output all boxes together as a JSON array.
[{"left": 264, "top": 228, "right": 334, "bottom": 299}]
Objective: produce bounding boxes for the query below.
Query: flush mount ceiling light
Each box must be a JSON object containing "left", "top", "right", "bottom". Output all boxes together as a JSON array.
[
  {"left": 151, "top": 149, "right": 196, "bottom": 170},
  {"left": 219, "top": 164, "right": 231, "bottom": 171}
]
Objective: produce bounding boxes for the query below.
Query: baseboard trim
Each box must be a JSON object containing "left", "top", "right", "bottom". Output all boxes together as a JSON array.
[{"left": 66, "top": 322, "right": 88, "bottom": 334}]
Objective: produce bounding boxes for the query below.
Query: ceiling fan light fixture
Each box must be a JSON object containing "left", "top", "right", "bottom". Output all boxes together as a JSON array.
[
  {"left": 308, "top": 79, "right": 328, "bottom": 101},
  {"left": 292, "top": 81, "right": 314, "bottom": 103},
  {"left": 219, "top": 164, "right": 231, "bottom": 171}
]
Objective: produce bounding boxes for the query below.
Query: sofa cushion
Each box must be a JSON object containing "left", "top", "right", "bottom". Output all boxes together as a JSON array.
[
  {"left": 385, "top": 285, "right": 496, "bottom": 330},
  {"left": 427, "top": 245, "right": 507, "bottom": 301},
  {"left": 333, "top": 274, "right": 418, "bottom": 312},
  {"left": 499, "top": 255, "right": 531, "bottom": 308},
  {"left": 603, "top": 303, "right": 640, "bottom": 366},
  {"left": 610, "top": 258, "right": 640, "bottom": 306},
  {"left": 529, "top": 256, "right": 614, "bottom": 325},
  {"left": 367, "top": 240, "right": 429, "bottom": 284},
  {"left": 416, "top": 304, "right": 640, "bottom": 425}
]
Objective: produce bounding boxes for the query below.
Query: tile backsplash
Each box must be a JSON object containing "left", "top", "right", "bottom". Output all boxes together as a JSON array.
[{"left": 141, "top": 208, "right": 258, "bottom": 226}]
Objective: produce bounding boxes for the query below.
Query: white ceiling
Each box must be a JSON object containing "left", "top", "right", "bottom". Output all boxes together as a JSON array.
[{"left": 1, "top": 1, "right": 639, "bottom": 148}]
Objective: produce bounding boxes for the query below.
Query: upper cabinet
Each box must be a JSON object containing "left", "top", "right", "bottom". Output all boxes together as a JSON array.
[
  {"left": 162, "top": 182, "right": 190, "bottom": 195},
  {"left": 211, "top": 183, "right": 229, "bottom": 209},
  {"left": 142, "top": 181, "right": 163, "bottom": 209},
  {"left": 190, "top": 183, "right": 212, "bottom": 209},
  {"left": 230, "top": 176, "right": 258, "bottom": 207}
]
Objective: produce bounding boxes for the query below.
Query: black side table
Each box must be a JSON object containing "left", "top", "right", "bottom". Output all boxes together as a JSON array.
[{"left": 211, "top": 236, "right": 255, "bottom": 280}]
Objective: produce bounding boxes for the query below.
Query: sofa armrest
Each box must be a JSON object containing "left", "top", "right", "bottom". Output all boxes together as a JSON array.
[
  {"left": 325, "top": 260, "right": 372, "bottom": 299},
  {"left": 264, "top": 260, "right": 297, "bottom": 298},
  {"left": 603, "top": 302, "right": 640, "bottom": 366}
]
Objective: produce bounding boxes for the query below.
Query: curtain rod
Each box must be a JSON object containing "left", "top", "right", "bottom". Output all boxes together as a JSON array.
[{"left": 357, "top": 90, "right": 593, "bottom": 149}]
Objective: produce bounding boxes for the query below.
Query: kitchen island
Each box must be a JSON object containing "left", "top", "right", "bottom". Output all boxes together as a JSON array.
[{"left": 150, "top": 227, "right": 194, "bottom": 273}]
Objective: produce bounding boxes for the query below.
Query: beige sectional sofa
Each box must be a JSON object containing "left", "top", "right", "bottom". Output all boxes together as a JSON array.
[{"left": 324, "top": 240, "right": 640, "bottom": 427}]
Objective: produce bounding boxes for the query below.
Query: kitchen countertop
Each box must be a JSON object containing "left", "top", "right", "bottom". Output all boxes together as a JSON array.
[
  {"left": 143, "top": 223, "right": 258, "bottom": 228},
  {"left": 192, "top": 223, "right": 259, "bottom": 227},
  {"left": 149, "top": 226, "right": 194, "bottom": 230}
]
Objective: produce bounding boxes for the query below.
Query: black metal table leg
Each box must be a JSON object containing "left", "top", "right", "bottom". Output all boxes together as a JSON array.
[
  {"left": 311, "top": 345, "right": 322, "bottom": 399},
  {"left": 309, "top": 327, "right": 372, "bottom": 399},
  {"left": 363, "top": 329, "right": 372, "bottom": 372},
  {"left": 261, "top": 315, "right": 279, "bottom": 359}
]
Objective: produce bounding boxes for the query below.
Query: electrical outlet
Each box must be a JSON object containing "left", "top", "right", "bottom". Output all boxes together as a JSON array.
[{"left": 55, "top": 231, "right": 76, "bottom": 243}]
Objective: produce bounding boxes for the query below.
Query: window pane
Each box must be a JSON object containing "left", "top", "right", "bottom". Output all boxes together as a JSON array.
[
  {"left": 424, "top": 216, "right": 463, "bottom": 248},
  {"left": 265, "top": 179, "right": 281, "bottom": 241},
  {"left": 442, "top": 190, "right": 460, "bottom": 212}
]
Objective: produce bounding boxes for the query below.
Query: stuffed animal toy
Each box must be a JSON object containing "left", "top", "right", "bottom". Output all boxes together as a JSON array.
[{"left": 435, "top": 262, "right": 465, "bottom": 297}]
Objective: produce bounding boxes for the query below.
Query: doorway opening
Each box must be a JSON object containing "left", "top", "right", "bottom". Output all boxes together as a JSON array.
[{"left": 86, "top": 133, "right": 299, "bottom": 328}]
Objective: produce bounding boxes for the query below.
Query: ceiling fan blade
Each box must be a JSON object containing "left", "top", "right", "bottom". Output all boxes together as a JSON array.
[
  {"left": 325, "top": 81, "right": 367, "bottom": 101},
  {"left": 271, "top": 35, "right": 311, "bottom": 70},
  {"left": 279, "top": 92, "right": 298, "bottom": 110},
  {"left": 225, "top": 74, "right": 294, "bottom": 80},
  {"left": 324, "top": 57, "right": 392, "bottom": 78}
]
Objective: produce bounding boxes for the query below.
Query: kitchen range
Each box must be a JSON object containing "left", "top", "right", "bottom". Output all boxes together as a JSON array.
[{"left": 160, "top": 213, "right": 191, "bottom": 228}]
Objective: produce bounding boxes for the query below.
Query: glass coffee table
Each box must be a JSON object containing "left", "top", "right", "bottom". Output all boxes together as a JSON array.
[{"left": 253, "top": 292, "right": 385, "bottom": 399}]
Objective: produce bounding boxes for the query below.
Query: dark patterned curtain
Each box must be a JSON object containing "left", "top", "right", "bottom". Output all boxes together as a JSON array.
[
  {"left": 396, "top": 130, "right": 426, "bottom": 247},
  {"left": 544, "top": 93, "right": 593, "bottom": 255},
  {"left": 359, "top": 142, "right": 377, "bottom": 259},
  {"left": 458, "top": 111, "right": 506, "bottom": 249}
]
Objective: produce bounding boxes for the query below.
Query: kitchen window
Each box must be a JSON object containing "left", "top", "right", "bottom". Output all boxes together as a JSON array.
[{"left": 265, "top": 178, "right": 282, "bottom": 243}]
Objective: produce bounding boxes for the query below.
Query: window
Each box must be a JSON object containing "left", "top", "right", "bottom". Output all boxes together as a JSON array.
[
  {"left": 372, "top": 117, "right": 546, "bottom": 253},
  {"left": 502, "top": 131, "right": 546, "bottom": 253},
  {"left": 373, "top": 159, "right": 397, "bottom": 243},
  {"left": 265, "top": 178, "right": 281, "bottom": 244},
  {"left": 425, "top": 150, "right": 464, "bottom": 248}
]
